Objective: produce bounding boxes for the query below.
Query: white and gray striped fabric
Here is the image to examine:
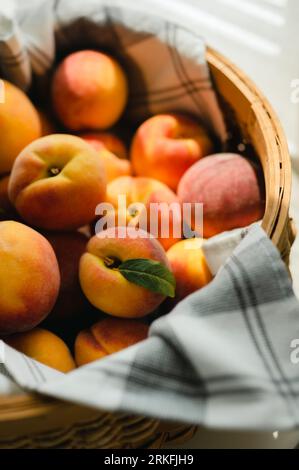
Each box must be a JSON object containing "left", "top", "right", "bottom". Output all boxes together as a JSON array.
[{"left": 1, "top": 0, "right": 299, "bottom": 431}]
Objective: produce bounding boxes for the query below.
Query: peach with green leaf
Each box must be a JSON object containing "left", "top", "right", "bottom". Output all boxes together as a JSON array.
[{"left": 79, "top": 227, "right": 175, "bottom": 318}]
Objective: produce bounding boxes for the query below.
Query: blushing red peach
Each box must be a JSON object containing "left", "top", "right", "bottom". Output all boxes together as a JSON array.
[
  {"left": 178, "top": 153, "right": 265, "bottom": 238},
  {"left": 6, "top": 328, "right": 76, "bottom": 372},
  {"left": 131, "top": 113, "right": 214, "bottom": 190},
  {"left": 103, "top": 176, "right": 182, "bottom": 250},
  {"left": 167, "top": 238, "right": 212, "bottom": 302},
  {"left": 8, "top": 134, "right": 107, "bottom": 230},
  {"left": 75, "top": 318, "right": 149, "bottom": 366},
  {"left": 52, "top": 50, "right": 128, "bottom": 130},
  {"left": 0, "top": 221, "right": 60, "bottom": 336},
  {"left": 82, "top": 133, "right": 131, "bottom": 183},
  {"left": 79, "top": 227, "right": 170, "bottom": 318},
  {"left": 0, "top": 80, "right": 42, "bottom": 174}
]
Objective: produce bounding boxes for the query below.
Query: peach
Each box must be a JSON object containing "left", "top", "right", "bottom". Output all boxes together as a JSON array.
[
  {"left": 82, "top": 133, "right": 131, "bottom": 183},
  {"left": 81, "top": 132, "right": 128, "bottom": 159},
  {"left": 5, "top": 328, "right": 75, "bottom": 373},
  {"left": 167, "top": 238, "right": 212, "bottom": 302},
  {"left": 52, "top": 50, "right": 128, "bottom": 131},
  {"left": 178, "top": 153, "right": 265, "bottom": 238},
  {"left": 131, "top": 113, "right": 214, "bottom": 191},
  {"left": 43, "top": 232, "right": 88, "bottom": 325},
  {"left": 103, "top": 176, "right": 182, "bottom": 250},
  {"left": 0, "top": 80, "right": 42, "bottom": 174},
  {"left": 8, "top": 134, "right": 107, "bottom": 230},
  {"left": 75, "top": 318, "right": 149, "bottom": 366},
  {"left": 0, "top": 175, "right": 17, "bottom": 221},
  {"left": 79, "top": 227, "right": 170, "bottom": 318},
  {"left": 0, "top": 221, "right": 60, "bottom": 336}
]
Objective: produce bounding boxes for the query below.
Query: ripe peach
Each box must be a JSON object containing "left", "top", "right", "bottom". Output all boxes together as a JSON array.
[
  {"left": 82, "top": 133, "right": 131, "bottom": 183},
  {"left": 167, "top": 238, "right": 212, "bottom": 302},
  {"left": 43, "top": 231, "right": 88, "bottom": 325},
  {"left": 178, "top": 153, "right": 265, "bottom": 238},
  {"left": 5, "top": 328, "right": 75, "bottom": 373},
  {"left": 75, "top": 318, "right": 149, "bottom": 366},
  {"left": 8, "top": 134, "right": 107, "bottom": 230},
  {"left": 0, "top": 221, "right": 60, "bottom": 336},
  {"left": 104, "top": 176, "right": 182, "bottom": 250},
  {"left": 52, "top": 50, "right": 128, "bottom": 130},
  {"left": 79, "top": 227, "right": 170, "bottom": 318},
  {"left": 81, "top": 132, "right": 128, "bottom": 159},
  {"left": 131, "top": 114, "right": 214, "bottom": 191},
  {"left": 0, "top": 80, "right": 41, "bottom": 174}
]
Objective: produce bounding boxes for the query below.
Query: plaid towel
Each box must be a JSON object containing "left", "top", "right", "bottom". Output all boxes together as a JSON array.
[
  {"left": 1, "top": 224, "right": 299, "bottom": 430},
  {"left": 1, "top": 0, "right": 299, "bottom": 431}
]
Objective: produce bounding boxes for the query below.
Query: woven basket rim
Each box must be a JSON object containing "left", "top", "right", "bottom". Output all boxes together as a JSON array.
[{"left": 0, "top": 46, "right": 292, "bottom": 421}]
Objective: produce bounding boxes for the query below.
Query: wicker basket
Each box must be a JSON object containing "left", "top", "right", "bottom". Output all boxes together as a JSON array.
[{"left": 0, "top": 46, "right": 293, "bottom": 449}]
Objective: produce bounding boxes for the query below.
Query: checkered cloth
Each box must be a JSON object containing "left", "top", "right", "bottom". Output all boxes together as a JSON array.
[{"left": 1, "top": 0, "right": 299, "bottom": 431}]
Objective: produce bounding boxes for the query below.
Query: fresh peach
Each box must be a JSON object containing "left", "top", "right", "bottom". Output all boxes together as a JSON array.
[
  {"left": 8, "top": 134, "right": 107, "bottom": 230},
  {"left": 43, "top": 232, "right": 88, "bottom": 325},
  {"left": 178, "top": 153, "right": 265, "bottom": 238},
  {"left": 167, "top": 238, "right": 212, "bottom": 302},
  {"left": 79, "top": 227, "right": 170, "bottom": 318},
  {"left": 0, "top": 221, "right": 60, "bottom": 336},
  {"left": 103, "top": 176, "right": 182, "bottom": 250},
  {"left": 52, "top": 50, "right": 128, "bottom": 131},
  {"left": 5, "top": 328, "right": 75, "bottom": 372},
  {"left": 81, "top": 132, "right": 128, "bottom": 159},
  {"left": 82, "top": 133, "right": 131, "bottom": 183},
  {"left": 0, "top": 80, "right": 42, "bottom": 174},
  {"left": 131, "top": 113, "right": 214, "bottom": 191},
  {"left": 75, "top": 318, "right": 149, "bottom": 366}
]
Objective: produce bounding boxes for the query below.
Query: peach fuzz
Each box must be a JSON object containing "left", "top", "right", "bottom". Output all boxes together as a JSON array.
[
  {"left": 52, "top": 50, "right": 128, "bottom": 131},
  {"left": 43, "top": 231, "right": 88, "bottom": 325},
  {"left": 82, "top": 133, "right": 131, "bottom": 183},
  {"left": 79, "top": 227, "right": 170, "bottom": 318},
  {"left": 178, "top": 153, "right": 265, "bottom": 238},
  {"left": 104, "top": 176, "right": 182, "bottom": 250},
  {"left": 75, "top": 318, "right": 149, "bottom": 366},
  {"left": 8, "top": 134, "right": 107, "bottom": 230},
  {"left": 5, "top": 328, "right": 75, "bottom": 373},
  {"left": 0, "top": 221, "right": 60, "bottom": 336},
  {"left": 167, "top": 238, "right": 212, "bottom": 302},
  {"left": 131, "top": 113, "right": 214, "bottom": 191},
  {"left": 0, "top": 80, "right": 42, "bottom": 174}
]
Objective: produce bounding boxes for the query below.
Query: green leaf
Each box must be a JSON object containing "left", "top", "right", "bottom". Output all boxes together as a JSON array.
[{"left": 118, "top": 258, "right": 176, "bottom": 298}]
